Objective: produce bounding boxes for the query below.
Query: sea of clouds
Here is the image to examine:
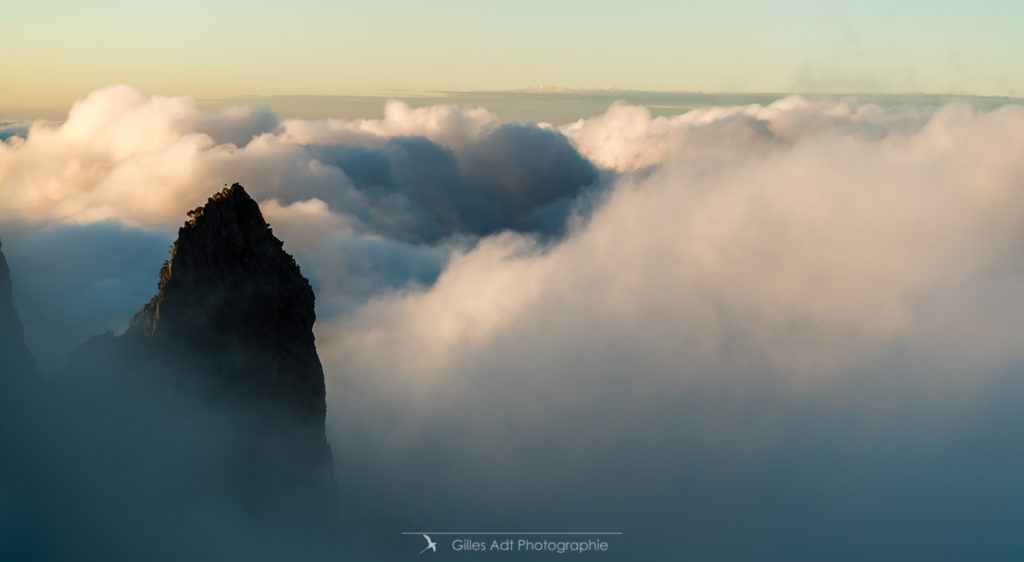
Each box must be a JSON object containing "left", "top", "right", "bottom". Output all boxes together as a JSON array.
[{"left": 4, "top": 85, "right": 1024, "bottom": 558}]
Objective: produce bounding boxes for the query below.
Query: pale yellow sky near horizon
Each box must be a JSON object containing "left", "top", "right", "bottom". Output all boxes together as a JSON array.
[{"left": 2, "top": 0, "right": 1022, "bottom": 114}]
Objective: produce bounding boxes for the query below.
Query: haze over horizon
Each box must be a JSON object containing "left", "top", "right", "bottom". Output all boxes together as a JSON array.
[{"left": 4, "top": 0, "right": 1023, "bottom": 112}]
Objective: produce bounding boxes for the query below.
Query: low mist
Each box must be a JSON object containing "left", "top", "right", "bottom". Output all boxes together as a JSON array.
[{"left": 4, "top": 87, "right": 1024, "bottom": 559}]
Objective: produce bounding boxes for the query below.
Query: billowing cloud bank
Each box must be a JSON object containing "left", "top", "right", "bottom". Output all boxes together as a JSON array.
[
  {"left": 4, "top": 86, "right": 1024, "bottom": 558},
  {"left": 0, "top": 85, "right": 602, "bottom": 363}
]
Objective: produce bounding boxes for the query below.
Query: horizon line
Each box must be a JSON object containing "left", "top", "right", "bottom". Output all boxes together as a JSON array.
[{"left": 209, "top": 88, "right": 1024, "bottom": 100}]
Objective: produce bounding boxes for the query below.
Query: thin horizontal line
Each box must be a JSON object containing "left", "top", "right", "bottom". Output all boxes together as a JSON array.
[{"left": 399, "top": 532, "right": 622, "bottom": 536}]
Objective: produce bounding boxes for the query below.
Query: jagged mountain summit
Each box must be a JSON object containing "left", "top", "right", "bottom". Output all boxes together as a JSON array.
[
  {"left": 129, "top": 183, "right": 328, "bottom": 427},
  {"left": 1, "top": 184, "right": 341, "bottom": 561},
  {"left": 108, "top": 182, "right": 339, "bottom": 511}
]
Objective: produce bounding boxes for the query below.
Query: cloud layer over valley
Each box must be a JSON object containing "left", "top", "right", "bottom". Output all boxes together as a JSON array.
[{"left": 4, "top": 86, "right": 1024, "bottom": 558}]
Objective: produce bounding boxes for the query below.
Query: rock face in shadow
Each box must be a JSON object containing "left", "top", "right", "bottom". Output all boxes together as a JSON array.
[
  {"left": 114, "top": 183, "right": 339, "bottom": 518},
  {"left": 130, "top": 183, "right": 329, "bottom": 429},
  {"left": 0, "top": 239, "right": 39, "bottom": 383},
  {"left": 0, "top": 240, "right": 47, "bottom": 560},
  {"left": 1, "top": 185, "right": 341, "bottom": 561}
]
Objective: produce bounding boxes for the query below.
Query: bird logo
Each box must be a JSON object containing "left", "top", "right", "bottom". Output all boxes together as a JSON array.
[{"left": 419, "top": 534, "right": 438, "bottom": 554}]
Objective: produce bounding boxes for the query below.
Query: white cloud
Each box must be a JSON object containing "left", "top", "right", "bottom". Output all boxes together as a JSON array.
[
  {"left": 337, "top": 100, "right": 1024, "bottom": 391},
  {"left": 6, "top": 86, "right": 1024, "bottom": 548},
  {"left": 560, "top": 96, "right": 934, "bottom": 171},
  {"left": 278, "top": 100, "right": 500, "bottom": 147},
  {"left": 319, "top": 97, "right": 1024, "bottom": 529}
]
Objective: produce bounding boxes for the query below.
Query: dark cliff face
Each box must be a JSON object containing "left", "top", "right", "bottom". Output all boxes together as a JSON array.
[
  {"left": 0, "top": 185, "right": 341, "bottom": 561},
  {"left": 129, "top": 183, "right": 327, "bottom": 428},
  {"left": 113, "top": 183, "right": 339, "bottom": 522},
  {"left": 0, "top": 242, "right": 48, "bottom": 560},
  {"left": 0, "top": 239, "right": 39, "bottom": 383}
]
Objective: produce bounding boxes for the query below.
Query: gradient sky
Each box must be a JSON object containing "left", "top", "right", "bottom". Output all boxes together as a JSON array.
[{"left": 2, "top": 0, "right": 1021, "bottom": 110}]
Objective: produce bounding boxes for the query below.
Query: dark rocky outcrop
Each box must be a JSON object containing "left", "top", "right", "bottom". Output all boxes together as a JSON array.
[
  {"left": 113, "top": 183, "right": 339, "bottom": 517},
  {"left": 120, "top": 183, "right": 339, "bottom": 531},
  {"left": 0, "top": 239, "right": 39, "bottom": 383},
  {"left": 1, "top": 185, "right": 341, "bottom": 561},
  {"left": 0, "top": 242, "right": 49, "bottom": 560},
  {"left": 129, "top": 183, "right": 330, "bottom": 431}
]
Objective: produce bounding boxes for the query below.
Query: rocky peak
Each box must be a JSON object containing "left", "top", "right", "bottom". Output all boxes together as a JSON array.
[
  {"left": 130, "top": 183, "right": 326, "bottom": 427},
  {"left": 2, "top": 187, "right": 339, "bottom": 559}
]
